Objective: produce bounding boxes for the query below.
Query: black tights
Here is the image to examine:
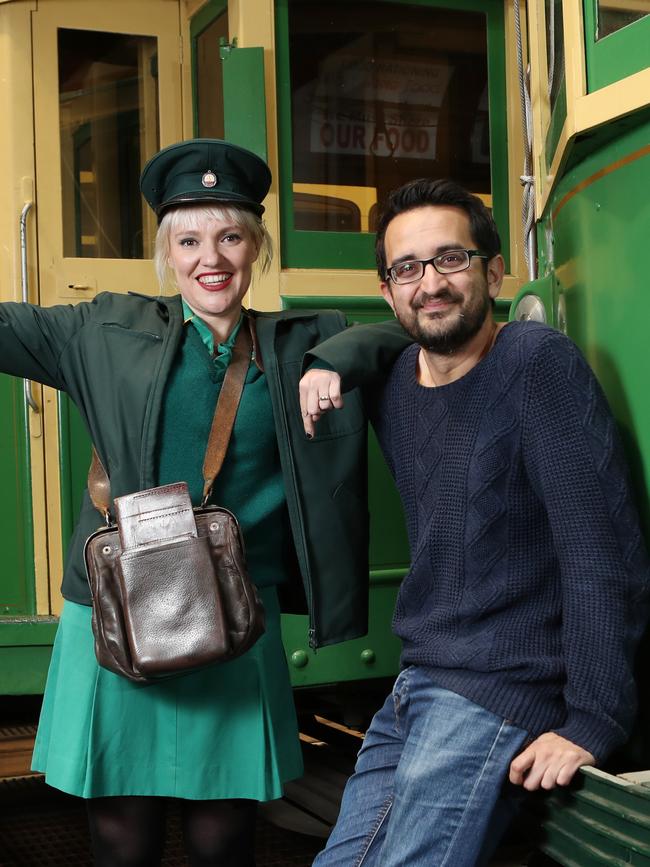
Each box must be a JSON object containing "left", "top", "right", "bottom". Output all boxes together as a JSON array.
[{"left": 86, "top": 796, "right": 257, "bottom": 867}]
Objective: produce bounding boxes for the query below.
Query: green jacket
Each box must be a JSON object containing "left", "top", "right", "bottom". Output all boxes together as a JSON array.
[{"left": 0, "top": 292, "right": 409, "bottom": 647}]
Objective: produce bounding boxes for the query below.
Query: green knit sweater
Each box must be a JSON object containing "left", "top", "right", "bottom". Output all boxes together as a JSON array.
[{"left": 156, "top": 320, "right": 291, "bottom": 587}]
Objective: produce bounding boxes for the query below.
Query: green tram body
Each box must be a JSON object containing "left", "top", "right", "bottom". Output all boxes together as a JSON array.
[
  {"left": 1, "top": 2, "right": 650, "bottom": 860},
  {"left": 510, "top": 114, "right": 650, "bottom": 866}
]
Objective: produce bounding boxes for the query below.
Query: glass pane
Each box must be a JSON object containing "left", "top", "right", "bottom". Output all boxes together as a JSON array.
[
  {"left": 196, "top": 11, "right": 228, "bottom": 137},
  {"left": 597, "top": 2, "right": 649, "bottom": 39},
  {"left": 288, "top": 1, "right": 490, "bottom": 233},
  {"left": 545, "top": 0, "right": 565, "bottom": 114},
  {"left": 58, "top": 29, "right": 160, "bottom": 259}
]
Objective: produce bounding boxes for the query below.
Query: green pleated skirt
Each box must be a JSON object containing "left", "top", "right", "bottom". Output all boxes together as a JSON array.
[{"left": 32, "top": 586, "right": 303, "bottom": 800}]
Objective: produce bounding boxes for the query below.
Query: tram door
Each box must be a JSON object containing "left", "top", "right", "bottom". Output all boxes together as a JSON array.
[{"left": 2, "top": 0, "right": 185, "bottom": 629}]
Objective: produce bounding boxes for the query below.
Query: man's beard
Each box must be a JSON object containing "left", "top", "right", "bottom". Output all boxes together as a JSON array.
[{"left": 396, "top": 287, "right": 491, "bottom": 354}]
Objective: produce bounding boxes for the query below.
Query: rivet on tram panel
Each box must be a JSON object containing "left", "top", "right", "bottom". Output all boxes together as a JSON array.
[{"left": 291, "top": 650, "right": 309, "bottom": 668}]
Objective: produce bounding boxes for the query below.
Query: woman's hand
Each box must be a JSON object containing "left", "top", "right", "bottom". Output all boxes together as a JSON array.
[{"left": 299, "top": 369, "right": 344, "bottom": 438}]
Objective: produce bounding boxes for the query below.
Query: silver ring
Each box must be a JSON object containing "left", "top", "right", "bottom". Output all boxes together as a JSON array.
[{"left": 319, "top": 395, "right": 329, "bottom": 401}]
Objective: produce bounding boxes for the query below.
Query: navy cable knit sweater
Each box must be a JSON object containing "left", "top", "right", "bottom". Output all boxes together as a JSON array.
[{"left": 371, "top": 321, "right": 649, "bottom": 761}]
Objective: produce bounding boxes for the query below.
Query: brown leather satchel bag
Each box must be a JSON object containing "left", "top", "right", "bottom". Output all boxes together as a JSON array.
[{"left": 83, "top": 323, "right": 265, "bottom": 683}]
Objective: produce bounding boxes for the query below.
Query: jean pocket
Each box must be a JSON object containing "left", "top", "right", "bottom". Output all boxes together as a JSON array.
[{"left": 392, "top": 666, "right": 413, "bottom": 728}]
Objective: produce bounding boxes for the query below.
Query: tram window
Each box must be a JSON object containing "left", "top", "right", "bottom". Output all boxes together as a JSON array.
[
  {"left": 545, "top": 0, "right": 565, "bottom": 114},
  {"left": 294, "top": 193, "right": 361, "bottom": 231},
  {"left": 195, "top": 9, "right": 228, "bottom": 137},
  {"left": 597, "top": 2, "right": 649, "bottom": 39},
  {"left": 58, "top": 29, "right": 160, "bottom": 260},
  {"left": 287, "top": 1, "right": 490, "bottom": 234}
]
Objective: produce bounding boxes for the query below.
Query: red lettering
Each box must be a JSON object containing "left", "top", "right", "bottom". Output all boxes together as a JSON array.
[
  {"left": 336, "top": 124, "right": 351, "bottom": 148},
  {"left": 352, "top": 125, "right": 365, "bottom": 149},
  {"left": 320, "top": 123, "right": 334, "bottom": 148}
]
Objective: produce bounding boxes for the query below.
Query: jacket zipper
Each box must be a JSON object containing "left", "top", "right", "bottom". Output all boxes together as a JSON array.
[{"left": 270, "top": 353, "right": 318, "bottom": 648}]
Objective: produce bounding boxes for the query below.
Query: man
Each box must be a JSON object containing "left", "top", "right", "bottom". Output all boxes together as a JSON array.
[{"left": 299, "top": 179, "right": 649, "bottom": 866}]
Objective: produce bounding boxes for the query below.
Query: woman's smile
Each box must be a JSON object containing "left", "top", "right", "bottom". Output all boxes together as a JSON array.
[
  {"left": 195, "top": 271, "right": 234, "bottom": 290},
  {"left": 167, "top": 214, "right": 259, "bottom": 339}
]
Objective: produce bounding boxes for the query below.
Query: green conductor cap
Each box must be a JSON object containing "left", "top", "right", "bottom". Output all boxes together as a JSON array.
[{"left": 140, "top": 139, "right": 272, "bottom": 219}]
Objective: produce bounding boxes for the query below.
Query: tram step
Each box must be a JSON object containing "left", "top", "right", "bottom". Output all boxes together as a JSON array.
[{"left": 0, "top": 725, "right": 37, "bottom": 780}]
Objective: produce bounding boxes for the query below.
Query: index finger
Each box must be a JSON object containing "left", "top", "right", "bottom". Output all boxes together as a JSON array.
[
  {"left": 509, "top": 745, "right": 535, "bottom": 785},
  {"left": 299, "top": 371, "right": 325, "bottom": 418},
  {"left": 303, "top": 410, "right": 320, "bottom": 439}
]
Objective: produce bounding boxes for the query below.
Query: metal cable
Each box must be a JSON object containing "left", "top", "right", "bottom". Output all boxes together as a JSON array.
[
  {"left": 513, "top": 0, "right": 537, "bottom": 280},
  {"left": 548, "top": 0, "right": 555, "bottom": 98}
]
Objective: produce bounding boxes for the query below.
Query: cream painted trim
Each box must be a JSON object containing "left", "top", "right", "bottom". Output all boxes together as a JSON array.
[
  {"left": 534, "top": 0, "right": 586, "bottom": 215},
  {"left": 574, "top": 66, "right": 650, "bottom": 131},
  {"left": 29, "top": 386, "right": 50, "bottom": 614},
  {"left": 544, "top": 115, "right": 571, "bottom": 205},
  {"left": 499, "top": 275, "right": 519, "bottom": 301},
  {"left": 528, "top": 0, "right": 588, "bottom": 216},
  {"left": 528, "top": 0, "right": 552, "bottom": 217},
  {"left": 504, "top": 0, "right": 528, "bottom": 288},
  {"left": 29, "top": 0, "right": 184, "bottom": 608},
  {"left": 0, "top": 1, "right": 51, "bottom": 614},
  {"left": 280, "top": 269, "right": 382, "bottom": 298},
  {"left": 181, "top": 4, "right": 194, "bottom": 139},
  {"left": 564, "top": 1, "right": 587, "bottom": 106},
  {"left": 32, "top": 0, "right": 184, "bottom": 307},
  {"left": 42, "top": 389, "right": 64, "bottom": 615},
  {"left": 529, "top": 0, "right": 650, "bottom": 217},
  {"left": 279, "top": 269, "right": 518, "bottom": 301},
  {"left": 185, "top": 0, "right": 211, "bottom": 16},
  {"left": 543, "top": 68, "right": 650, "bottom": 198},
  {"left": 227, "top": 0, "right": 282, "bottom": 311}
]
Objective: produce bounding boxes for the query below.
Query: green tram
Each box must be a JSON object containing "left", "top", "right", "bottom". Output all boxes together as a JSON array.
[{"left": 1, "top": 0, "right": 649, "bottom": 861}]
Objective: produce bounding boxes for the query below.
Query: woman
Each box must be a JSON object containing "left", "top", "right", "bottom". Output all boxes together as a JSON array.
[{"left": 0, "top": 139, "right": 406, "bottom": 866}]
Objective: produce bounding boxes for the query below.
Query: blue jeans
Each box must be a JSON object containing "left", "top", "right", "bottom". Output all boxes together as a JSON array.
[{"left": 313, "top": 666, "right": 528, "bottom": 867}]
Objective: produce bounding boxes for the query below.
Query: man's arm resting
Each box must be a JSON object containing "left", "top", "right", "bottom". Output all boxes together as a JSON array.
[
  {"left": 303, "top": 319, "right": 411, "bottom": 392},
  {"left": 299, "top": 319, "right": 411, "bottom": 436},
  {"left": 299, "top": 368, "right": 344, "bottom": 437},
  {"left": 522, "top": 333, "right": 650, "bottom": 774}
]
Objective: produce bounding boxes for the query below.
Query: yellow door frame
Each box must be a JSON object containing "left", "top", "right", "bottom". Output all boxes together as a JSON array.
[{"left": 30, "top": 0, "right": 186, "bottom": 612}]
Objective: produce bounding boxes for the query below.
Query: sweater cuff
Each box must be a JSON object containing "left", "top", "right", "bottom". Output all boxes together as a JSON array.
[
  {"left": 552, "top": 708, "right": 627, "bottom": 764},
  {"left": 304, "top": 357, "right": 335, "bottom": 373}
]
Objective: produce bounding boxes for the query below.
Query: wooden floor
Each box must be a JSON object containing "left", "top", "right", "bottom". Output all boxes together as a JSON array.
[
  {"left": 0, "top": 725, "right": 38, "bottom": 781},
  {"left": 0, "top": 700, "right": 542, "bottom": 867},
  {"left": 0, "top": 776, "right": 323, "bottom": 867}
]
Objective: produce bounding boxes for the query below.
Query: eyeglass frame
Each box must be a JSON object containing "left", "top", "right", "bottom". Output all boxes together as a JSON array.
[{"left": 385, "top": 248, "right": 489, "bottom": 284}]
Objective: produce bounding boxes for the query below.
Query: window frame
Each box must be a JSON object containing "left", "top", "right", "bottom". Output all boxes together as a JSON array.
[
  {"left": 190, "top": 0, "right": 229, "bottom": 137},
  {"left": 584, "top": 1, "right": 650, "bottom": 92},
  {"left": 275, "top": 0, "right": 509, "bottom": 271}
]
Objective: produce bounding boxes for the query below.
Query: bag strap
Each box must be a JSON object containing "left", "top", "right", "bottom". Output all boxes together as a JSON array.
[
  {"left": 88, "top": 449, "right": 112, "bottom": 522},
  {"left": 88, "top": 318, "right": 253, "bottom": 520},
  {"left": 201, "top": 319, "right": 252, "bottom": 504}
]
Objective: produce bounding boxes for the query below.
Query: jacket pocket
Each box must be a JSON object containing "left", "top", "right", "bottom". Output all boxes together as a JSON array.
[
  {"left": 281, "top": 359, "right": 366, "bottom": 439},
  {"left": 99, "top": 323, "right": 162, "bottom": 342}
]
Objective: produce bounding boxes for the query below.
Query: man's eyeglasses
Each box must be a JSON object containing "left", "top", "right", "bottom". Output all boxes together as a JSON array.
[{"left": 386, "top": 249, "right": 488, "bottom": 285}]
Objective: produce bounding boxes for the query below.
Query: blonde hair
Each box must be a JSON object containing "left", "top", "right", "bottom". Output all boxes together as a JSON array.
[{"left": 153, "top": 203, "right": 273, "bottom": 293}]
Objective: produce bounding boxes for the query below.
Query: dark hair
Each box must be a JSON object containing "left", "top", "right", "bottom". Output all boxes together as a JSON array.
[{"left": 375, "top": 178, "right": 501, "bottom": 279}]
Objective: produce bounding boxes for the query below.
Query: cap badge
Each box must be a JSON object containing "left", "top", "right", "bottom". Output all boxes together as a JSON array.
[{"left": 202, "top": 171, "right": 218, "bottom": 188}]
